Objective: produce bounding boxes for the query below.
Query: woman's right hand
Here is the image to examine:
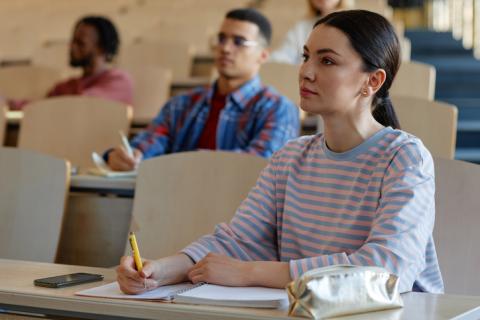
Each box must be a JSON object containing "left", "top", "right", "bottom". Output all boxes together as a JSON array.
[
  {"left": 116, "top": 256, "right": 159, "bottom": 294},
  {"left": 116, "top": 254, "right": 194, "bottom": 295}
]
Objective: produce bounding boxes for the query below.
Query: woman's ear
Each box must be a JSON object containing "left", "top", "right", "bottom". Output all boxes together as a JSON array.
[{"left": 367, "top": 69, "right": 387, "bottom": 95}]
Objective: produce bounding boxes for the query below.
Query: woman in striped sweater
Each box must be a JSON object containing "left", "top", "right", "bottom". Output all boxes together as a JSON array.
[{"left": 117, "top": 10, "right": 444, "bottom": 294}]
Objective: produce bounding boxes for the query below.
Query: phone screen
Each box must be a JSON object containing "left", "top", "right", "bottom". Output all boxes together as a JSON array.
[{"left": 34, "top": 272, "right": 104, "bottom": 288}]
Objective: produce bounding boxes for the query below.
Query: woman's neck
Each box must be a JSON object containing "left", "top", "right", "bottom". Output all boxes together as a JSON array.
[{"left": 322, "top": 111, "right": 385, "bottom": 153}]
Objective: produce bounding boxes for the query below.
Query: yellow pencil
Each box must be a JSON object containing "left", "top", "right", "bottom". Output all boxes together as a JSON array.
[{"left": 128, "top": 232, "right": 143, "bottom": 272}]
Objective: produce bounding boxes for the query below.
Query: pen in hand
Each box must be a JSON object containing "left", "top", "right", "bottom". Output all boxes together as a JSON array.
[
  {"left": 120, "top": 131, "right": 134, "bottom": 158},
  {"left": 129, "top": 232, "right": 143, "bottom": 272}
]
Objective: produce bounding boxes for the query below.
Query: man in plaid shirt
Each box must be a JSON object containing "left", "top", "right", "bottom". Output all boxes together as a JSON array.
[{"left": 107, "top": 8, "right": 299, "bottom": 171}]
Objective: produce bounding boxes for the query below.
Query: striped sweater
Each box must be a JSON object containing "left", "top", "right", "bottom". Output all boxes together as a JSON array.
[{"left": 182, "top": 127, "right": 444, "bottom": 293}]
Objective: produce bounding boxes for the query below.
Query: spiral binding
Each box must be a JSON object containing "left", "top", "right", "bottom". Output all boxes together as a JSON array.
[{"left": 168, "top": 282, "right": 205, "bottom": 300}]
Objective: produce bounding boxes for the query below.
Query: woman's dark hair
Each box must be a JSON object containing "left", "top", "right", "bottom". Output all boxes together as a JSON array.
[
  {"left": 76, "top": 16, "right": 120, "bottom": 62},
  {"left": 314, "top": 10, "right": 401, "bottom": 129}
]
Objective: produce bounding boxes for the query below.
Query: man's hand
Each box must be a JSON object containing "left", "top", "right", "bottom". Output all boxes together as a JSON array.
[{"left": 107, "top": 147, "right": 143, "bottom": 171}]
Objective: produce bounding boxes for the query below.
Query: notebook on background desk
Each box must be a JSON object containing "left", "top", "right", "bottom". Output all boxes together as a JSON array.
[
  {"left": 87, "top": 152, "right": 137, "bottom": 178},
  {"left": 76, "top": 281, "right": 288, "bottom": 309}
]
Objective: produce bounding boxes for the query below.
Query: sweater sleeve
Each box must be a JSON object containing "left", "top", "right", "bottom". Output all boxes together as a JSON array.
[{"left": 288, "top": 142, "right": 436, "bottom": 293}]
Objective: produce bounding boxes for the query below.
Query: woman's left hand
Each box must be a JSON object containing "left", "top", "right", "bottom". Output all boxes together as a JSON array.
[{"left": 187, "top": 253, "right": 252, "bottom": 286}]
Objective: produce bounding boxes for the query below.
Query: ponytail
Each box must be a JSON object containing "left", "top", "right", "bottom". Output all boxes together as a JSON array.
[{"left": 372, "top": 92, "right": 401, "bottom": 129}]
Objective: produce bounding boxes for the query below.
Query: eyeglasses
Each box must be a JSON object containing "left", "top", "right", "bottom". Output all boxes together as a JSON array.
[{"left": 212, "top": 33, "right": 259, "bottom": 48}]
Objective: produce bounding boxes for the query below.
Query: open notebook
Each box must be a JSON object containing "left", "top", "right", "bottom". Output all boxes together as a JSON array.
[
  {"left": 87, "top": 152, "right": 137, "bottom": 178},
  {"left": 76, "top": 281, "right": 288, "bottom": 309}
]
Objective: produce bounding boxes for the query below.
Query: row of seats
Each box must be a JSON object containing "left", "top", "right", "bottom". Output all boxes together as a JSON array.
[
  {"left": 0, "top": 94, "right": 458, "bottom": 170},
  {"left": 0, "top": 0, "right": 249, "bottom": 61},
  {"left": 0, "top": 0, "right": 436, "bottom": 149},
  {"left": 0, "top": 1, "right": 461, "bottom": 166},
  {"left": 0, "top": 0, "right": 397, "bottom": 63},
  {"left": 0, "top": 0, "right": 407, "bottom": 83},
  {"left": 0, "top": 59, "right": 443, "bottom": 127},
  {"left": 0, "top": 0, "right": 477, "bottom": 300},
  {"left": 1, "top": 147, "right": 479, "bottom": 296},
  {"left": 2, "top": 97, "right": 130, "bottom": 168},
  {"left": 407, "top": 29, "right": 480, "bottom": 163},
  {"left": 0, "top": 96, "right": 458, "bottom": 166}
]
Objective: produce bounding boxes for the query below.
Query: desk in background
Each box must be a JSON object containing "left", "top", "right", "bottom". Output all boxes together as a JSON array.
[
  {"left": 4, "top": 77, "right": 212, "bottom": 144},
  {"left": 70, "top": 174, "right": 135, "bottom": 197},
  {"left": 1, "top": 259, "right": 480, "bottom": 320}
]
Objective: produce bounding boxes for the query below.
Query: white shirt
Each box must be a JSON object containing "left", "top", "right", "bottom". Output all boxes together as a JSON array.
[{"left": 270, "top": 19, "right": 317, "bottom": 65}]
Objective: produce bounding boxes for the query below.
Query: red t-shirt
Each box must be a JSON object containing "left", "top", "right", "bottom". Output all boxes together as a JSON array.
[
  {"left": 47, "top": 68, "right": 133, "bottom": 105},
  {"left": 196, "top": 91, "right": 227, "bottom": 150},
  {"left": 8, "top": 68, "right": 133, "bottom": 110}
]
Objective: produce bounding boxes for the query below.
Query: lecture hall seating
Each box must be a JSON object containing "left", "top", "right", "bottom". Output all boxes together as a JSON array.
[
  {"left": 0, "top": 65, "right": 61, "bottom": 101},
  {"left": 392, "top": 95, "right": 458, "bottom": 159},
  {"left": 0, "top": 147, "right": 69, "bottom": 263},
  {"left": 127, "top": 151, "right": 268, "bottom": 259},
  {"left": 434, "top": 157, "right": 480, "bottom": 295},
  {"left": 18, "top": 96, "right": 132, "bottom": 168}
]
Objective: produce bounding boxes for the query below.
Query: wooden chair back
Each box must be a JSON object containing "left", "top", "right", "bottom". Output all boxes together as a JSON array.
[
  {"left": 391, "top": 61, "right": 436, "bottom": 100},
  {"left": 260, "top": 62, "right": 299, "bottom": 105},
  {"left": 0, "top": 147, "right": 69, "bottom": 262},
  {"left": 122, "top": 65, "right": 172, "bottom": 124},
  {"left": 0, "top": 65, "right": 61, "bottom": 100},
  {"left": 434, "top": 157, "right": 480, "bottom": 295},
  {"left": 118, "top": 41, "right": 195, "bottom": 81},
  {"left": 128, "top": 151, "right": 268, "bottom": 259},
  {"left": 260, "top": 62, "right": 305, "bottom": 121},
  {"left": 18, "top": 96, "right": 132, "bottom": 168},
  {"left": 391, "top": 95, "right": 457, "bottom": 159}
]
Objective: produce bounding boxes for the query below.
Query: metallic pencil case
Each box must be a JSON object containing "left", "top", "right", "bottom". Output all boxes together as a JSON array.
[{"left": 287, "top": 265, "right": 403, "bottom": 319}]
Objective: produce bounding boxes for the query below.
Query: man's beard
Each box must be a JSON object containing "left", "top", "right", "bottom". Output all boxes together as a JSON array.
[{"left": 70, "top": 53, "right": 94, "bottom": 68}]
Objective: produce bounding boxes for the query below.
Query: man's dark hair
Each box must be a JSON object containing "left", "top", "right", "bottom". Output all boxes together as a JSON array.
[
  {"left": 225, "top": 8, "right": 272, "bottom": 45},
  {"left": 76, "top": 16, "right": 120, "bottom": 62}
]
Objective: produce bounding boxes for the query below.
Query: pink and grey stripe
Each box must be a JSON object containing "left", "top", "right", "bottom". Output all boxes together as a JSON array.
[{"left": 182, "top": 127, "right": 444, "bottom": 293}]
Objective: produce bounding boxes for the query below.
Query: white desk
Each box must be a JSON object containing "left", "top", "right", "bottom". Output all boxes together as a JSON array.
[{"left": 1, "top": 259, "right": 480, "bottom": 320}]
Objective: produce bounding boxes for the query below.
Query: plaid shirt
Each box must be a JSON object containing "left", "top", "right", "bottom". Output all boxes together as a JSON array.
[{"left": 131, "top": 76, "right": 299, "bottom": 158}]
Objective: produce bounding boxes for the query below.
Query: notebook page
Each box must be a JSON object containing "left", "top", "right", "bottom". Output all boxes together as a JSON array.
[
  {"left": 76, "top": 281, "right": 195, "bottom": 300},
  {"left": 89, "top": 152, "right": 137, "bottom": 178},
  {"left": 86, "top": 167, "right": 137, "bottom": 178},
  {"left": 177, "top": 284, "right": 288, "bottom": 302}
]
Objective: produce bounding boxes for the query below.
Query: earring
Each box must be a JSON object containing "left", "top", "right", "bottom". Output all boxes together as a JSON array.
[{"left": 362, "top": 89, "right": 368, "bottom": 96}]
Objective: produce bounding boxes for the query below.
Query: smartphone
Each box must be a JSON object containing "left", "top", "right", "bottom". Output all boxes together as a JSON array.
[{"left": 34, "top": 272, "right": 104, "bottom": 288}]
